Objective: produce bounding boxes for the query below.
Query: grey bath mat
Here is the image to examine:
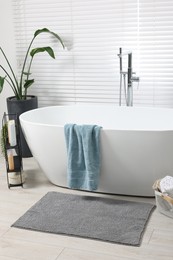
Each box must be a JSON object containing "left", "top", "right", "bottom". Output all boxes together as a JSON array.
[{"left": 12, "top": 192, "right": 155, "bottom": 246}]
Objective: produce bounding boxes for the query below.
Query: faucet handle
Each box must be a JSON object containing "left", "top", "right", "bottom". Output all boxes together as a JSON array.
[{"left": 131, "top": 76, "right": 140, "bottom": 82}]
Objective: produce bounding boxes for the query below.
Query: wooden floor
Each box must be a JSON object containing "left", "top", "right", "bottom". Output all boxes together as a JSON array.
[{"left": 0, "top": 155, "right": 173, "bottom": 260}]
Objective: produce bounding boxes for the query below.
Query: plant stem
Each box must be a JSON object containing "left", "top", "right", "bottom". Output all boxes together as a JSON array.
[
  {"left": 24, "top": 56, "right": 34, "bottom": 98},
  {"left": 26, "top": 57, "right": 33, "bottom": 81},
  {"left": 0, "top": 47, "right": 19, "bottom": 93},
  {"left": 0, "top": 65, "right": 20, "bottom": 98},
  {"left": 5, "top": 78, "right": 19, "bottom": 98},
  {"left": 19, "top": 37, "right": 35, "bottom": 99}
]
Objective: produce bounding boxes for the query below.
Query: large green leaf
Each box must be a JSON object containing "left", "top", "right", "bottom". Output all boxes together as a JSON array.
[
  {"left": 34, "top": 28, "right": 65, "bottom": 48},
  {"left": 34, "top": 28, "right": 50, "bottom": 37},
  {"left": 0, "top": 76, "right": 5, "bottom": 93},
  {"left": 24, "top": 79, "right": 34, "bottom": 89},
  {"left": 30, "top": 47, "right": 55, "bottom": 59}
]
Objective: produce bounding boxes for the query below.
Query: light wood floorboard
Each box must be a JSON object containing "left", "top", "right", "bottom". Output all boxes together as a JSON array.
[{"left": 0, "top": 156, "right": 173, "bottom": 260}]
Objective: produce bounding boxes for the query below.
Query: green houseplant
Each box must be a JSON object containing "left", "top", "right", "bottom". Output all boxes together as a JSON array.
[
  {"left": 0, "top": 123, "right": 8, "bottom": 157},
  {"left": 0, "top": 27, "right": 65, "bottom": 99},
  {"left": 0, "top": 28, "right": 65, "bottom": 157}
]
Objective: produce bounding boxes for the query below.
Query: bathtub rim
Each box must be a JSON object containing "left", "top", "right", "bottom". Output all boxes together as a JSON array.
[{"left": 19, "top": 104, "right": 173, "bottom": 131}]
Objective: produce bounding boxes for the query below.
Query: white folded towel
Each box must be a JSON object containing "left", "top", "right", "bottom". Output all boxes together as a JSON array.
[{"left": 160, "top": 176, "right": 173, "bottom": 197}]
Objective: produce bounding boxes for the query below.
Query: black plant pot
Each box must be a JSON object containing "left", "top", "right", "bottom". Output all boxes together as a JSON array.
[{"left": 6, "top": 95, "right": 38, "bottom": 158}]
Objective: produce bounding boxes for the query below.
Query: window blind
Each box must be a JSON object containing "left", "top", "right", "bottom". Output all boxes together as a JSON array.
[{"left": 12, "top": 0, "right": 173, "bottom": 107}]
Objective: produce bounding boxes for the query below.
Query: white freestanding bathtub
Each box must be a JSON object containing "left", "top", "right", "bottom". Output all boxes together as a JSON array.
[{"left": 19, "top": 105, "right": 173, "bottom": 196}]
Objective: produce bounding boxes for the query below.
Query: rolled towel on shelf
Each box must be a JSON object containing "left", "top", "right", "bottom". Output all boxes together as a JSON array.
[
  {"left": 8, "top": 120, "right": 17, "bottom": 146},
  {"left": 64, "top": 124, "right": 102, "bottom": 191}
]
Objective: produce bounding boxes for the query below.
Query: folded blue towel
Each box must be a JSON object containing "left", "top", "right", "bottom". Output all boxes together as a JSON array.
[{"left": 64, "top": 124, "right": 102, "bottom": 191}]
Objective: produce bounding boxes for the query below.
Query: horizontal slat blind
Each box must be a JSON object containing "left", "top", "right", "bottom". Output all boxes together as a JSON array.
[
  {"left": 136, "top": 0, "right": 173, "bottom": 107},
  {"left": 12, "top": 0, "right": 173, "bottom": 107}
]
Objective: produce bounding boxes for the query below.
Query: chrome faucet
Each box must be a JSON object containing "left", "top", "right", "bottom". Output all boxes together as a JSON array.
[{"left": 118, "top": 48, "right": 139, "bottom": 106}]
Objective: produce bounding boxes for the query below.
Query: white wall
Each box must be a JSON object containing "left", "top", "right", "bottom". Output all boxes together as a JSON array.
[{"left": 0, "top": 0, "right": 16, "bottom": 127}]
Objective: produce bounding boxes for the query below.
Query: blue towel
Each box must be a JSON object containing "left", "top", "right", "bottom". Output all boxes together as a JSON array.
[{"left": 64, "top": 124, "right": 102, "bottom": 191}]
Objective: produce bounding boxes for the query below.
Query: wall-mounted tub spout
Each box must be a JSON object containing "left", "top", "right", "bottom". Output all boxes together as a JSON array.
[{"left": 118, "top": 48, "right": 139, "bottom": 106}]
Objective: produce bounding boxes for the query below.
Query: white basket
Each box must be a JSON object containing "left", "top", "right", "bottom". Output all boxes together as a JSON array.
[{"left": 154, "top": 190, "right": 173, "bottom": 218}]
